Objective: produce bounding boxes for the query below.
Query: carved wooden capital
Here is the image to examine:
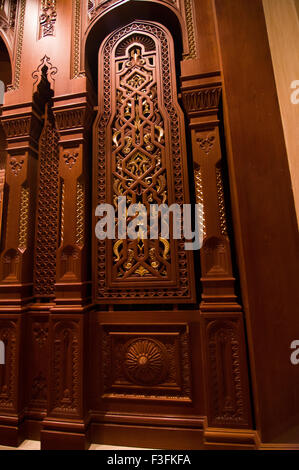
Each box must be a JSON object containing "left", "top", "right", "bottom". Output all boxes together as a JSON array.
[
  {"left": 1, "top": 112, "right": 42, "bottom": 146},
  {"left": 182, "top": 86, "right": 222, "bottom": 116},
  {"left": 53, "top": 105, "right": 93, "bottom": 134}
]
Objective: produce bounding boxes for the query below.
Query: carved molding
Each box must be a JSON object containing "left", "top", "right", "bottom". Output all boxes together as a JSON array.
[
  {"left": 1, "top": 114, "right": 42, "bottom": 142},
  {"left": 54, "top": 107, "right": 92, "bottom": 131}
]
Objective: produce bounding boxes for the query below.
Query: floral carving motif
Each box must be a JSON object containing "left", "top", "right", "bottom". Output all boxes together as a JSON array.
[
  {"left": 9, "top": 157, "right": 24, "bottom": 176},
  {"left": 197, "top": 134, "right": 216, "bottom": 155},
  {"left": 33, "top": 323, "right": 49, "bottom": 347},
  {"left": 124, "top": 338, "right": 168, "bottom": 385},
  {"left": 63, "top": 151, "right": 79, "bottom": 169}
]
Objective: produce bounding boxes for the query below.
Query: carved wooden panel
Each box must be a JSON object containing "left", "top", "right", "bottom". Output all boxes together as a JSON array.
[
  {"left": 101, "top": 323, "right": 192, "bottom": 401},
  {"left": 48, "top": 318, "right": 82, "bottom": 418},
  {"left": 34, "top": 105, "right": 59, "bottom": 298},
  {"left": 94, "top": 21, "right": 195, "bottom": 303},
  {"left": 202, "top": 316, "right": 252, "bottom": 428},
  {"left": 0, "top": 319, "right": 17, "bottom": 412},
  {"left": 27, "top": 314, "right": 49, "bottom": 411}
]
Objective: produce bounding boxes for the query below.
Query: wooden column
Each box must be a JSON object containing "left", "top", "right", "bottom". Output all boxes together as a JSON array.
[
  {"left": 0, "top": 105, "right": 42, "bottom": 445},
  {"left": 40, "top": 96, "right": 93, "bottom": 450},
  {"left": 182, "top": 75, "right": 253, "bottom": 441}
]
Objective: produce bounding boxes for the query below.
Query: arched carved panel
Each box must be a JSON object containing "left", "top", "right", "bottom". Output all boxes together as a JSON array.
[{"left": 94, "top": 21, "right": 195, "bottom": 303}]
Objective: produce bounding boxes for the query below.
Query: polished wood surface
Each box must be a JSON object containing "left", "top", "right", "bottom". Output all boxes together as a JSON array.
[{"left": 0, "top": 0, "right": 297, "bottom": 450}]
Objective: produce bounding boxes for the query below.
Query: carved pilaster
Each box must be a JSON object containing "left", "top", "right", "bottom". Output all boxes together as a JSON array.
[
  {"left": 182, "top": 77, "right": 236, "bottom": 306},
  {"left": 53, "top": 101, "right": 93, "bottom": 306},
  {"left": 182, "top": 75, "right": 253, "bottom": 429},
  {"left": 0, "top": 109, "right": 42, "bottom": 305}
]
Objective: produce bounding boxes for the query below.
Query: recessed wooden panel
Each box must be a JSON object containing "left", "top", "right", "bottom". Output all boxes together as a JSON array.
[{"left": 101, "top": 323, "right": 192, "bottom": 402}]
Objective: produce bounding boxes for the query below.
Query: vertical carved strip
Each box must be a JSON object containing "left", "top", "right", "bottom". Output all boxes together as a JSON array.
[
  {"left": 215, "top": 164, "right": 228, "bottom": 236},
  {"left": 183, "top": 0, "right": 197, "bottom": 60},
  {"left": 0, "top": 169, "right": 5, "bottom": 242},
  {"left": 18, "top": 185, "right": 29, "bottom": 252},
  {"left": 72, "top": 0, "right": 85, "bottom": 78},
  {"left": 194, "top": 166, "right": 206, "bottom": 238},
  {"left": 59, "top": 179, "right": 65, "bottom": 246},
  {"left": 76, "top": 179, "right": 84, "bottom": 248},
  {"left": 7, "top": 0, "right": 26, "bottom": 91}
]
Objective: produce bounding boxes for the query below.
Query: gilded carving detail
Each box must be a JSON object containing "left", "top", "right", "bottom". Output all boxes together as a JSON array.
[
  {"left": 194, "top": 166, "right": 206, "bottom": 238},
  {"left": 215, "top": 165, "right": 228, "bottom": 236},
  {"left": 76, "top": 180, "right": 84, "bottom": 247},
  {"left": 18, "top": 186, "right": 29, "bottom": 252}
]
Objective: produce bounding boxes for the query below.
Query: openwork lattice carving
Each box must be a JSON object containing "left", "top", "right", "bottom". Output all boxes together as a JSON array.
[
  {"left": 95, "top": 22, "right": 194, "bottom": 302},
  {"left": 34, "top": 105, "right": 59, "bottom": 297},
  {"left": 39, "top": 0, "right": 57, "bottom": 38}
]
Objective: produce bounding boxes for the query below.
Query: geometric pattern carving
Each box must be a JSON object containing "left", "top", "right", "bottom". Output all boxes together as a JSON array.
[
  {"left": 101, "top": 323, "right": 192, "bottom": 401},
  {"left": 95, "top": 21, "right": 195, "bottom": 302},
  {"left": 34, "top": 106, "right": 59, "bottom": 297},
  {"left": 205, "top": 318, "right": 250, "bottom": 427},
  {"left": 183, "top": 0, "right": 197, "bottom": 60}
]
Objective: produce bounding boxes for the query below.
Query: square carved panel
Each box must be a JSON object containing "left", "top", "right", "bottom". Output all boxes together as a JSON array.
[{"left": 101, "top": 323, "right": 192, "bottom": 402}]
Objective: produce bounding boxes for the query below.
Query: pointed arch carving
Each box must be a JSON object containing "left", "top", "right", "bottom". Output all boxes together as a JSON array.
[{"left": 93, "top": 21, "right": 195, "bottom": 303}]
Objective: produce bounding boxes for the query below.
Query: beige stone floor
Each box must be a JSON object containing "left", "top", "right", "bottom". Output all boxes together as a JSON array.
[{"left": 0, "top": 440, "right": 150, "bottom": 450}]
